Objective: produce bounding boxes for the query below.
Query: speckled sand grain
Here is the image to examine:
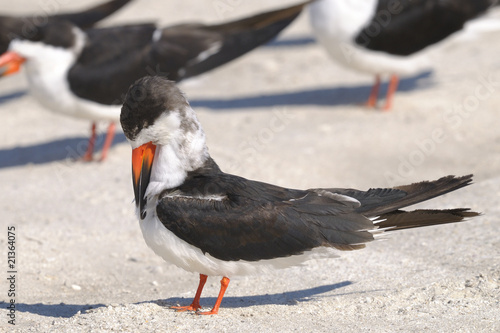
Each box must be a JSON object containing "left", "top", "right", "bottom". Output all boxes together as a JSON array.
[{"left": 0, "top": 1, "right": 499, "bottom": 332}]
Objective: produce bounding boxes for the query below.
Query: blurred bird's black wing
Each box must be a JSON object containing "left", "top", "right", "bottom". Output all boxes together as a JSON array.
[
  {"left": 355, "top": 0, "right": 495, "bottom": 55},
  {"left": 53, "top": 0, "right": 132, "bottom": 28}
]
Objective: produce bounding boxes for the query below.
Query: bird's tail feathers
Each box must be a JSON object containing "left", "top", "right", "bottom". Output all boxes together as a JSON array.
[
  {"left": 54, "top": 0, "right": 131, "bottom": 28},
  {"left": 360, "top": 175, "right": 474, "bottom": 217},
  {"left": 182, "top": 1, "right": 309, "bottom": 79},
  {"left": 372, "top": 208, "right": 479, "bottom": 233}
]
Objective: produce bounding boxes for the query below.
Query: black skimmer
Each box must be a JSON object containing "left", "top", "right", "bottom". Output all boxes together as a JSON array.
[
  {"left": 309, "top": 0, "right": 498, "bottom": 110},
  {"left": 0, "top": 0, "right": 132, "bottom": 54},
  {"left": 120, "top": 75, "right": 479, "bottom": 315},
  {"left": 0, "top": 1, "right": 308, "bottom": 161}
]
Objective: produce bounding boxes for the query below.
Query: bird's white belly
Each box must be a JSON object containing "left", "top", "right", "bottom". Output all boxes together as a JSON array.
[
  {"left": 26, "top": 63, "right": 120, "bottom": 122},
  {"left": 10, "top": 36, "right": 120, "bottom": 122},
  {"left": 139, "top": 200, "right": 340, "bottom": 278}
]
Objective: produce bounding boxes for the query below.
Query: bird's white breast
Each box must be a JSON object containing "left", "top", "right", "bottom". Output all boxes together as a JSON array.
[
  {"left": 138, "top": 183, "right": 347, "bottom": 277},
  {"left": 138, "top": 199, "right": 341, "bottom": 277},
  {"left": 10, "top": 39, "right": 120, "bottom": 121}
]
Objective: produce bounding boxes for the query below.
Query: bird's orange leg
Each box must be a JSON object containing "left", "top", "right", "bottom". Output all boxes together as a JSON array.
[
  {"left": 197, "top": 276, "right": 230, "bottom": 315},
  {"left": 82, "top": 123, "right": 97, "bottom": 161},
  {"left": 99, "top": 122, "right": 116, "bottom": 161},
  {"left": 365, "top": 75, "right": 381, "bottom": 108},
  {"left": 382, "top": 75, "right": 399, "bottom": 111},
  {"left": 171, "top": 274, "right": 208, "bottom": 312}
]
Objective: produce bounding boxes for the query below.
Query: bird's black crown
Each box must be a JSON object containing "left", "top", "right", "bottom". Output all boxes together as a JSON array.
[
  {"left": 26, "top": 21, "right": 78, "bottom": 49},
  {"left": 120, "top": 76, "right": 189, "bottom": 141}
]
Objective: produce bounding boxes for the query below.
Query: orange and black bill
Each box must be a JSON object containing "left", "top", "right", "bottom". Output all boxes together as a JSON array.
[
  {"left": 132, "top": 142, "right": 156, "bottom": 219},
  {"left": 0, "top": 51, "right": 25, "bottom": 77}
]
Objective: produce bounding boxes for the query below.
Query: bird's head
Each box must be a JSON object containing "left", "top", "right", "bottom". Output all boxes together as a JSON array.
[
  {"left": 0, "top": 20, "right": 85, "bottom": 77},
  {"left": 121, "top": 76, "right": 208, "bottom": 218}
]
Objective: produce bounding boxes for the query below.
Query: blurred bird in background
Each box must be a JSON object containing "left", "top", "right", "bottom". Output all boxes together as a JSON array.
[
  {"left": 0, "top": 0, "right": 132, "bottom": 54},
  {"left": 309, "top": 0, "right": 500, "bottom": 110},
  {"left": 0, "top": 1, "right": 309, "bottom": 161}
]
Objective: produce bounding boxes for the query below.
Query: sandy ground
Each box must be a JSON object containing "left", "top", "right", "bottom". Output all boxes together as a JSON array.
[{"left": 0, "top": 0, "right": 499, "bottom": 332}]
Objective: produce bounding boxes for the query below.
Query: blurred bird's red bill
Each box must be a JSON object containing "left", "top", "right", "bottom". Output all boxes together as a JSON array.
[{"left": 0, "top": 51, "right": 25, "bottom": 76}]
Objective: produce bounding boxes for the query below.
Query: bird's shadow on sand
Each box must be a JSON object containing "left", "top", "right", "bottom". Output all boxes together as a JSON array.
[
  {"left": 6, "top": 281, "right": 352, "bottom": 318},
  {"left": 0, "top": 71, "right": 432, "bottom": 168},
  {"left": 0, "top": 90, "right": 128, "bottom": 168},
  {"left": 2, "top": 301, "right": 107, "bottom": 318},
  {"left": 7, "top": 281, "right": 384, "bottom": 318},
  {"left": 154, "top": 280, "right": 354, "bottom": 310},
  {"left": 0, "top": 90, "right": 26, "bottom": 104},
  {"left": 264, "top": 36, "right": 317, "bottom": 48},
  {"left": 190, "top": 71, "right": 433, "bottom": 110},
  {"left": 0, "top": 132, "right": 128, "bottom": 169}
]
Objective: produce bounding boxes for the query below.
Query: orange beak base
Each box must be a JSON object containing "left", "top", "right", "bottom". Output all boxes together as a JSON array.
[
  {"left": 0, "top": 51, "right": 25, "bottom": 77},
  {"left": 132, "top": 142, "right": 156, "bottom": 219}
]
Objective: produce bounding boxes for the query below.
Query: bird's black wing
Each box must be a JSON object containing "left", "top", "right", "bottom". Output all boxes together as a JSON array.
[
  {"left": 0, "top": 0, "right": 131, "bottom": 54},
  {"left": 147, "top": 1, "right": 309, "bottom": 81},
  {"left": 68, "top": 23, "right": 158, "bottom": 105},
  {"left": 156, "top": 161, "right": 374, "bottom": 262},
  {"left": 68, "top": 2, "right": 307, "bottom": 105},
  {"left": 157, "top": 168, "right": 478, "bottom": 262},
  {"left": 52, "top": 0, "right": 132, "bottom": 29},
  {"left": 171, "top": 1, "right": 309, "bottom": 80},
  {"left": 355, "top": 0, "right": 495, "bottom": 55},
  {"left": 67, "top": 21, "right": 222, "bottom": 104},
  {"left": 326, "top": 175, "right": 478, "bottom": 230},
  {"left": 0, "top": 17, "right": 24, "bottom": 54}
]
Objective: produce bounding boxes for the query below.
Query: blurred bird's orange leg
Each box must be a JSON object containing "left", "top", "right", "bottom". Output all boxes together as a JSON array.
[
  {"left": 382, "top": 75, "right": 399, "bottom": 111},
  {"left": 197, "top": 277, "right": 230, "bottom": 315},
  {"left": 82, "top": 123, "right": 97, "bottom": 161},
  {"left": 172, "top": 274, "right": 208, "bottom": 312},
  {"left": 99, "top": 122, "right": 116, "bottom": 162},
  {"left": 365, "top": 75, "right": 381, "bottom": 108}
]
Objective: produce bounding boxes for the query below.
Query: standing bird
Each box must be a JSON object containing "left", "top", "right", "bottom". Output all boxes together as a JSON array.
[
  {"left": 309, "top": 0, "right": 498, "bottom": 110},
  {"left": 0, "top": 0, "right": 132, "bottom": 54},
  {"left": 0, "top": 1, "right": 308, "bottom": 161},
  {"left": 120, "top": 76, "right": 479, "bottom": 315}
]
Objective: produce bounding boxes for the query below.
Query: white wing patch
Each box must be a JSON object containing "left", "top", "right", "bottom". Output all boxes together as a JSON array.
[
  {"left": 369, "top": 216, "right": 391, "bottom": 238},
  {"left": 287, "top": 194, "right": 308, "bottom": 202},
  {"left": 164, "top": 191, "right": 227, "bottom": 202},
  {"left": 312, "top": 189, "right": 361, "bottom": 207},
  {"left": 187, "top": 41, "right": 223, "bottom": 66},
  {"left": 152, "top": 29, "right": 162, "bottom": 43}
]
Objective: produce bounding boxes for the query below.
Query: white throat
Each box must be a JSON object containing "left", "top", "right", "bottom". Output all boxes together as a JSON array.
[
  {"left": 143, "top": 109, "right": 210, "bottom": 198},
  {"left": 10, "top": 26, "right": 86, "bottom": 98},
  {"left": 11, "top": 38, "right": 78, "bottom": 111},
  {"left": 8, "top": 28, "right": 119, "bottom": 121}
]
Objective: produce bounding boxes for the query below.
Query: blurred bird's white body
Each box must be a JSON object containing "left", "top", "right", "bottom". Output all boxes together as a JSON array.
[
  {"left": 9, "top": 34, "right": 121, "bottom": 122},
  {"left": 309, "top": 0, "right": 431, "bottom": 77}
]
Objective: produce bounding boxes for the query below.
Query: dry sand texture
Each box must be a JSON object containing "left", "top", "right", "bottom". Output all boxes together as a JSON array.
[{"left": 0, "top": 0, "right": 499, "bottom": 332}]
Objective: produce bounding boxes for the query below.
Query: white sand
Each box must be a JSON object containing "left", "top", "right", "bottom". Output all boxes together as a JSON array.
[{"left": 0, "top": 1, "right": 499, "bottom": 332}]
